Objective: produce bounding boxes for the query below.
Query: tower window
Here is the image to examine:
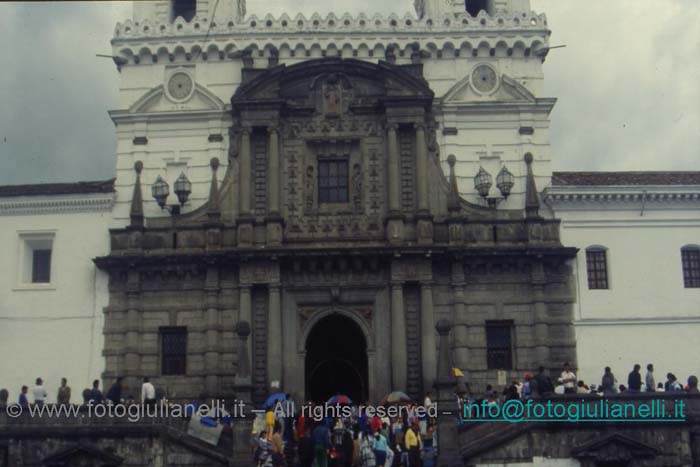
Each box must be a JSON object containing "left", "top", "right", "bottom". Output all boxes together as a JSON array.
[
  {"left": 161, "top": 327, "right": 187, "bottom": 375},
  {"left": 172, "top": 0, "right": 196, "bottom": 22},
  {"left": 465, "top": 0, "right": 490, "bottom": 17},
  {"left": 585, "top": 246, "right": 609, "bottom": 290},
  {"left": 318, "top": 159, "right": 349, "bottom": 204},
  {"left": 486, "top": 321, "right": 513, "bottom": 370},
  {"left": 681, "top": 246, "right": 700, "bottom": 288}
]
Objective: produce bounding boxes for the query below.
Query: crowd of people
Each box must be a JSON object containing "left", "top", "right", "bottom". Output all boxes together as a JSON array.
[
  {"left": 251, "top": 394, "right": 437, "bottom": 467},
  {"left": 2, "top": 361, "right": 699, "bottom": 467},
  {"left": 470, "top": 362, "right": 700, "bottom": 408},
  {"left": 0, "top": 376, "right": 159, "bottom": 407}
]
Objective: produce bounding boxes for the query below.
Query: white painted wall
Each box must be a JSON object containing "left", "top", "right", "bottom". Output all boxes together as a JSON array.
[
  {"left": 0, "top": 195, "right": 113, "bottom": 403},
  {"left": 546, "top": 191, "right": 700, "bottom": 387}
]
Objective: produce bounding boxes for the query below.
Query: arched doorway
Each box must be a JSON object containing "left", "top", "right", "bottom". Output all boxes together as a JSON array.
[{"left": 305, "top": 313, "right": 368, "bottom": 403}]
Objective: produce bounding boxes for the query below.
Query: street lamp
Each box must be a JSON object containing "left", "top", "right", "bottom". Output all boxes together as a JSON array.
[
  {"left": 473, "top": 165, "right": 514, "bottom": 208},
  {"left": 151, "top": 172, "right": 191, "bottom": 215}
]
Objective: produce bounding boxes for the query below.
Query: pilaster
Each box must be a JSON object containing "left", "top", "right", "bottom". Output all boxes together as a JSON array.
[
  {"left": 265, "top": 126, "right": 283, "bottom": 245},
  {"left": 420, "top": 281, "right": 437, "bottom": 391},
  {"left": 237, "top": 127, "right": 254, "bottom": 246},
  {"left": 386, "top": 124, "right": 404, "bottom": 244},
  {"left": 267, "top": 283, "right": 283, "bottom": 386},
  {"left": 391, "top": 280, "right": 407, "bottom": 391}
]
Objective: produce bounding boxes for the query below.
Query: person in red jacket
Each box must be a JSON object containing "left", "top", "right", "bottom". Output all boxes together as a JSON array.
[{"left": 371, "top": 414, "right": 382, "bottom": 433}]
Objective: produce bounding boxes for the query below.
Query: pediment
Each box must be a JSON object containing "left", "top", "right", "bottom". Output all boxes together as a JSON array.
[
  {"left": 42, "top": 444, "right": 123, "bottom": 466},
  {"left": 441, "top": 73, "right": 536, "bottom": 104},
  {"left": 571, "top": 433, "right": 659, "bottom": 462},
  {"left": 129, "top": 83, "right": 226, "bottom": 114},
  {"left": 233, "top": 58, "right": 433, "bottom": 105}
]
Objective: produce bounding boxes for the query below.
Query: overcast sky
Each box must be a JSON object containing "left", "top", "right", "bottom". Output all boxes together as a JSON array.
[{"left": 0, "top": 0, "right": 697, "bottom": 185}]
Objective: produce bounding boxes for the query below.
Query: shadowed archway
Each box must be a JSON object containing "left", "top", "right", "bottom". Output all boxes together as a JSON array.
[{"left": 305, "top": 313, "right": 368, "bottom": 403}]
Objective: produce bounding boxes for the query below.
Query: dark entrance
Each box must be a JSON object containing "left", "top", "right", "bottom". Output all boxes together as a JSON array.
[{"left": 305, "top": 314, "right": 368, "bottom": 403}]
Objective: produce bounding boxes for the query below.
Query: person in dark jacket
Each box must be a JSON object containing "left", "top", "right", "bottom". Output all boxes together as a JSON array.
[
  {"left": 600, "top": 367, "right": 617, "bottom": 395},
  {"left": 627, "top": 364, "right": 642, "bottom": 393},
  {"left": 341, "top": 426, "right": 354, "bottom": 467},
  {"left": 89, "top": 379, "right": 104, "bottom": 404},
  {"left": 534, "top": 366, "right": 554, "bottom": 396},
  {"left": 312, "top": 420, "right": 331, "bottom": 467},
  {"left": 298, "top": 426, "right": 315, "bottom": 467},
  {"left": 106, "top": 377, "right": 123, "bottom": 405}
]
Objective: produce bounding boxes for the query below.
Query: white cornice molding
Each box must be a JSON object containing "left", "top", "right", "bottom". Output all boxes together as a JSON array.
[
  {"left": 112, "top": 13, "right": 550, "bottom": 65},
  {"left": 114, "top": 11, "right": 548, "bottom": 41},
  {"left": 543, "top": 185, "right": 700, "bottom": 209},
  {"left": 0, "top": 194, "right": 115, "bottom": 216},
  {"left": 109, "top": 107, "right": 231, "bottom": 125},
  {"left": 576, "top": 316, "right": 700, "bottom": 327},
  {"left": 438, "top": 98, "right": 556, "bottom": 115}
]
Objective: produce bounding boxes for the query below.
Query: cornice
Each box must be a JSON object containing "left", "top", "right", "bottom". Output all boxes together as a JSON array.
[
  {"left": 0, "top": 194, "right": 115, "bottom": 216},
  {"left": 437, "top": 98, "right": 556, "bottom": 115},
  {"left": 543, "top": 186, "right": 700, "bottom": 208},
  {"left": 576, "top": 316, "right": 700, "bottom": 327},
  {"left": 114, "top": 12, "right": 548, "bottom": 40},
  {"left": 109, "top": 107, "right": 231, "bottom": 125},
  {"left": 111, "top": 12, "right": 549, "bottom": 66}
]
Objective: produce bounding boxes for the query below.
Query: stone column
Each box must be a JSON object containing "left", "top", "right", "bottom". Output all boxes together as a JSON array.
[
  {"left": 387, "top": 124, "right": 400, "bottom": 213},
  {"left": 420, "top": 282, "right": 437, "bottom": 391},
  {"left": 266, "top": 127, "right": 283, "bottom": 245},
  {"left": 452, "top": 284, "right": 469, "bottom": 374},
  {"left": 267, "top": 127, "right": 280, "bottom": 214},
  {"left": 532, "top": 261, "right": 550, "bottom": 368},
  {"left": 386, "top": 124, "right": 404, "bottom": 243},
  {"left": 415, "top": 124, "right": 433, "bottom": 243},
  {"left": 204, "top": 266, "right": 220, "bottom": 397},
  {"left": 239, "top": 285, "right": 253, "bottom": 364},
  {"left": 124, "top": 270, "right": 141, "bottom": 395},
  {"left": 434, "top": 320, "right": 460, "bottom": 467},
  {"left": 232, "top": 321, "right": 254, "bottom": 465},
  {"left": 415, "top": 124, "right": 429, "bottom": 212},
  {"left": 391, "top": 281, "right": 407, "bottom": 391},
  {"left": 239, "top": 128, "right": 252, "bottom": 216},
  {"left": 238, "top": 127, "right": 254, "bottom": 246},
  {"left": 267, "top": 283, "right": 283, "bottom": 387}
]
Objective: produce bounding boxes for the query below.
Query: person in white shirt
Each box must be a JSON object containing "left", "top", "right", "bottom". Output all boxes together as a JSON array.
[
  {"left": 141, "top": 377, "right": 156, "bottom": 405},
  {"left": 560, "top": 362, "right": 577, "bottom": 395},
  {"left": 423, "top": 392, "right": 433, "bottom": 410},
  {"left": 33, "top": 377, "right": 48, "bottom": 406}
]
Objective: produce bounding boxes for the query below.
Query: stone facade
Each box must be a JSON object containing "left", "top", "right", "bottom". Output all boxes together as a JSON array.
[{"left": 95, "top": 56, "right": 576, "bottom": 404}]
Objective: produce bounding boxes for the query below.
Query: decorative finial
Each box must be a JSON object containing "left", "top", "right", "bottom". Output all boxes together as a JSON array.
[
  {"left": 524, "top": 153, "right": 541, "bottom": 218},
  {"left": 435, "top": 319, "right": 452, "bottom": 336},
  {"left": 207, "top": 157, "right": 221, "bottom": 221},
  {"left": 129, "top": 160, "right": 144, "bottom": 227},
  {"left": 447, "top": 155, "right": 460, "bottom": 213}
]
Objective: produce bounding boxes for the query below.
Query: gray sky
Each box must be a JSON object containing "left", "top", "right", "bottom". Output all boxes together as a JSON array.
[{"left": 0, "top": 0, "right": 697, "bottom": 185}]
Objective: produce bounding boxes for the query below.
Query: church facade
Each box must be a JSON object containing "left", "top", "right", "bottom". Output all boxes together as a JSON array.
[{"left": 95, "top": 0, "right": 577, "bottom": 404}]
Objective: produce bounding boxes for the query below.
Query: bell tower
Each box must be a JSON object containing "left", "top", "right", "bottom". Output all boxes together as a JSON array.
[{"left": 416, "top": 0, "right": 532, "bottom": 19}]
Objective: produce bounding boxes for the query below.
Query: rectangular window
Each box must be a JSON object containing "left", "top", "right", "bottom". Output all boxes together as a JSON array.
[
  {"left": 586, "top": 249, "right": 609, "bottom": 290},
  {"left": 31, "top": 249, "right": 52, "bottom": 283},
  {"left": 17, "top": 232, "right": 55, "bottom": 287},
  {"left": 682, "top": 248, "right": 700, "bottom": 288},
  {"left": 486, "top": 321, "right": 513, "bottom": 370},
  {"left": 161, "top": 327, "right": 187, "bottom": 375},
  {"left": 318, "top": 159, "right": 349, "bottom": 203}
]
